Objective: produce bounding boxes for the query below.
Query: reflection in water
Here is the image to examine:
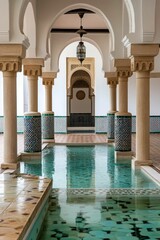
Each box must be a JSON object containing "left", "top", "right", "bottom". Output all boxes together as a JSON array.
[
  {"left": 22, "top": 159, "right": 42, "bottom": 176},
  {"left": 20, "top": 144, "right": 158, "bottom": 189},
  {"left": 39, "top": 189, "right": 160, "bottom": 240},
  {"left": 67, "top": 145, "right": 95, "bottom": 188},
  {"left": 42, "top": 147, "right": 55, "bottom": 178}
]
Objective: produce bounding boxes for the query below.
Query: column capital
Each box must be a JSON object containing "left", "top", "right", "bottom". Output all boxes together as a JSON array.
[
  {"left": 22, "top": 58, "right": 44, "bottom": 76},
  {"left": 0, "top": 44, "right": 26, "bottom": 72},
  {"left": 42, "top": 72, "right": 57, "bottom": 85},
  {"left": 114, "top": 59, "right": 132, "bottom": 78},
  {"left": 105, "top": 72, "right": 118, "bottom": 85},
  {"left": 128, "top": 44, "right": 159, "bottom": 72}
]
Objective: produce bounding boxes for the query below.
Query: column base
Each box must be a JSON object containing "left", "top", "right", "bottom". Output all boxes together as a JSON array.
[
  {"left": 107, "top": 138, "right": 114, "bottom": 143},
  {"left": 131, "top": 157, "right": 153, "bottom": 169},
  {"left": 21, "top": 152, "right": 41, "bottom": 160},
  {"left": 1, "top": 162, "right": 20, "bottom": 170},
  {"left": 107, "top": 112, "right": 116, "bottom": 140},
  {"left": 24, "top": 112, "right": 42, "bottom": 153},
  {"left": 42, "top": 111, "right": 54, "bottom": 140},
  {"left": 115, "top": 113, "right": 132, "bottom": 151},
  {"left": 115, "top": 151, "right": 133, "bottom": 163},
  {"left": 43, "top": 139, "right": 55, "bottom": 143}
]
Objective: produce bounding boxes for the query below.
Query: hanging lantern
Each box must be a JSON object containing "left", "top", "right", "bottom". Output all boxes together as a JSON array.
[
  {"left": 76, "top": 41, "right": 86, "bottom": 64},
  {"left": 76, "top": 12, "right": 87, "bottom": 64}
]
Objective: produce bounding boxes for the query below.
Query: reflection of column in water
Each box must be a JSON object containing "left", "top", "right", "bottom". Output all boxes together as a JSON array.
[
  {"left": 106, "top": 144, "right": 115, "bottom": 188},
  {"left": 67, "top": 146, "right": 95, "bottom": 188},
  {"left": 42, "top": 146, "right": 55, "bottom": 179},
  {"left": 95, "top": 145, "right": 109, "bottom": 188},
  {"left": 53, "top": 146, "right": 67, "bottom": 188},
  {"left": 23, "top": 157, "right": 42, "bottom": 176},
  {"left": 114, "top": 161, "right": 132, "bottom": 188},
  {"left": 131, "top": 168, "right": 147, "bottom": 188}
]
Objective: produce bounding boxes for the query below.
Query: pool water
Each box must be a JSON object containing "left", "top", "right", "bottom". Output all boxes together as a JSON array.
[
  {"left": 20, "top": 144, "right": 160, "bottom": 240},
  {"left": 38, "top": 189, "right": 160, "bottom": 240},
  {"left": 20, "top": 145, "right": 158, "bottom": 189}
]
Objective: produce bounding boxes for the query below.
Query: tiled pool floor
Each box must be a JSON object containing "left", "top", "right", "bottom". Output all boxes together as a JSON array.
[{"left": 39, "top": 189, "right": 160, "bottom": 240}]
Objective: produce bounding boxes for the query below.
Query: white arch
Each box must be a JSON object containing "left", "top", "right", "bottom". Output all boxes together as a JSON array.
[
  {"left": 50, "top": 35, "right": 106, "bottom": 72},
  {"left": 19, "top": 0, "right": 36, "bottom": 50},
  {"left": 124, "top": 0, "right": 135, "bottom": 33},
  {"left": 47, "top": 3, "right": 115, "bottom": 56},
  {"left": 23, "top": 2, "right": 36, "bottom": 57}
]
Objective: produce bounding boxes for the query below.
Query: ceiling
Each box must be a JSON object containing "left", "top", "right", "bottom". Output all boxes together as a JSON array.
[{"left": 51, "top": 8, "right": 109, "bottom": 33}]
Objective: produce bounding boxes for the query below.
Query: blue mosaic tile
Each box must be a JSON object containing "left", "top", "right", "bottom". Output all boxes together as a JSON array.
[
  {"left": 95, "top": 116, "right": 107, "bottom": 133},
  {"left": 24, "top": 115, "right": 41, "bottom": 152},
  {"left": 107, "top": 113, "right": 115, "bottom": 139},
  {"left": 42, "top": 113, "right": 54, "bottom": 139},
  {"left": 115, "top": 115, "right": 132, "bottom": 151}
]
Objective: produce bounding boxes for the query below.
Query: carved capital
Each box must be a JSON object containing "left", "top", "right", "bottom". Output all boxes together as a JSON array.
[
  {"left": 107, "top": 78, "right": 118, "bottom": 85},
  {"left": 22, "top": 58, "right": 44, "bottom": 76},
  {"left": 42, "top": 78, "right": 54, "bottom": 85},
  {"left": 0, "top": 56, "right": 22, "bottom": 72},
  {"left": 105, "top": 72, "right": 118, "bottom": 85},
  {"left": 115, "top": 59, "right": 132, "bottom": 78},
  {"left": 131, "top": 56, "right": 154, "bottom": 72},
  {"left": 117, "top": 67, "right": 132, "bottom": 78},
  {"left": 0, "top": 44, "right": 26, "bottom": 72},
  {"left": 42, "top": 72, "right": 57, "bottom": 85}
]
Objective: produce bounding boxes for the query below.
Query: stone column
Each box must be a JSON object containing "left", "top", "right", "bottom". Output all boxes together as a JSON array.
[
  {"left": 0, "top": 44, "right": 26, "bottom": 169},
  {"left": 114, "top": 59, "right": 132, "bottom": 161},
  {"left": 42, "top": 72, "right": 57, "bottom": 140},
  {"left": 129, "top": 44, "right": 159, "bottom": 167},
  {"left": 22, "top": 58, "right": 44, "bottom": 152},
  {"left": 105, "top": 72, "right": 118, "bottom": 142}
]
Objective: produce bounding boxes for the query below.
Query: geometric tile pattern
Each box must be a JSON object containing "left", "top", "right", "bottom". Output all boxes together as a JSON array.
[
  {"left": 24, "top": 115, "right": 41, "bottom": 152},
  {"left": 42, "top": 113, "right": 54, "bottom": 139},
  {"left": 17, "top": 116, "right": 24, "bottom": 133},
  {"left": 95, "top": 116, "right": 107, "bottom": 133},
  {"left": 1, "top": 116, "right": 160, "bottom": 134},
  {"left": 39, "top": 189, "right": 160, "bottom": 240},
  {"left": 54, "top": 116, "right": 67, "bottom": 133},
  {"left": 107, "top": 113, "right": 115, "bottom": 139},
  {"left": 115, "top": 115, "right": 132, "bottom": 151}
]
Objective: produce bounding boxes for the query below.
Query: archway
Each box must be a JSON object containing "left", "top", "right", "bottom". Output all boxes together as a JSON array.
[{"left": 67, "top": 57, "right": 95, "bottom": 133}]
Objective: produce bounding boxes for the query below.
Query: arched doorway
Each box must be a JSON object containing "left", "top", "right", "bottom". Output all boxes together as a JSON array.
[{"left": 67, "top": 58, "right": 95, "bottom": 133}]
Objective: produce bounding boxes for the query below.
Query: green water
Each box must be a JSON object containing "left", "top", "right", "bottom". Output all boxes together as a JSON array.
[{"left": 20, "top": 145, "right": 158, "bottom": 189}]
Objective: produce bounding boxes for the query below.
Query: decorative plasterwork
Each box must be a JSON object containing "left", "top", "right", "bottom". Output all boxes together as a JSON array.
[
  {"left": 42, "top": 72, "right": 57, "bottom": 85},
  {"left": 22, "top": 58, "right": 44, "bottom": 76},
  {"left": 66, "top": 57, "right": 95, "bottom": 90},
  {"left": 105, "top": 72, "right": 118, "bottom": 85},
  {"left": 0, "top": 44, "right": 26, "bottom": 72},
  {"left": 128, "top": 44, "right": 159, "bottom": 72},
  {"left": 42, "top": 78, "right": 54, "bottom": 85},
  {"left": 114, "top": 59, "right": 132, "bottom": 78},
  {"left": 130, "top": 56, "right": 154, "bottom": 72},
  {"left": 0, "top": 57, "right": 22, "bottom": 72}
]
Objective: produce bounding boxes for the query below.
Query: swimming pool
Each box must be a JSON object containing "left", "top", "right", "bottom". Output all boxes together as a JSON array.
[
  {"left": 20, "top": 144, "right": 160, "bottom": 240},
  {"left": 20, "top": 144, "right": 158, "bottom": 189}
]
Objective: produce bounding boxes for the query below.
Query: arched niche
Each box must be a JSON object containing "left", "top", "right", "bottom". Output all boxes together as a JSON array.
[{"left": 67, "top": 57, "right": 95, "bottom": 133}]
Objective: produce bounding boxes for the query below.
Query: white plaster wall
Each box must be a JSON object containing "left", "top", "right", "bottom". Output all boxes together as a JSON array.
[
  {"left": 71, "top": 88, "right": 91, "bottom": 113},
  {"left": 0, "top": 72, "right": 3, "bottom": 115}
]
